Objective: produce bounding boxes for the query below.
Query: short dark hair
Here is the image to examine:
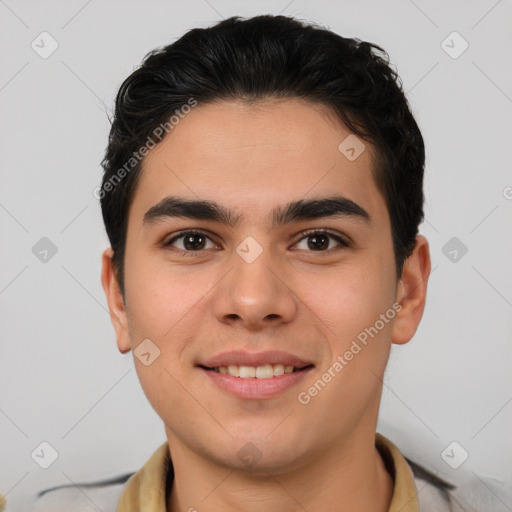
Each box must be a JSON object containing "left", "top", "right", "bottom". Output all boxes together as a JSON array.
[{"left": 100, "top": 14, "right": 425, "bottom": 298}]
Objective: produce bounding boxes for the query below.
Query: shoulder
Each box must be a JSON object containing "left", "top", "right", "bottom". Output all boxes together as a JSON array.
[
  {"left": 406, "top": 457, "right": 512, "bottom": 512},
  {"left": 406, "top": 457, "right": 463, "bottom": 511},
  {"left": 26, "top": 473, "right": 133, "bottom": 512},
  {"left": 27, "top": 442, "right": 171, "bottom": 512}
]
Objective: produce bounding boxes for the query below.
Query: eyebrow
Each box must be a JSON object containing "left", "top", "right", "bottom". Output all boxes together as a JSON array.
[{"left": 142, "top": 195, "right": 371, "bottom": 229}]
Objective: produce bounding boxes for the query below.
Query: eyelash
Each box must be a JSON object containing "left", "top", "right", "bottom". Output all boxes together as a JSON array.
[{"left": 164, "top": 229, "right": 350, "bottom": 257}]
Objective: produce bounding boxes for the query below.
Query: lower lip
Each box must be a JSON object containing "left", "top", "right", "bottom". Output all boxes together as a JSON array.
[{"left": 201, "top": 367, "right": 313, "bottom": 400}]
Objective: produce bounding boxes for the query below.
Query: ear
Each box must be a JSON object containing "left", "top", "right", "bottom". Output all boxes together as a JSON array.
[
  {"left": 392, "top": 235, "right": 431, "bottom": 345},
  {"left": 101, "top": 248, "right": 131, "bottom": 354}
]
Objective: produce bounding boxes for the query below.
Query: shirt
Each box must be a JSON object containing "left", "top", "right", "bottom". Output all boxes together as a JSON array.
[
  {"left": 114, "top": 433, "right": 450, "bottom": 511},
  {"left": 28, "top": 433, "right": 509, "bottom": 511}
]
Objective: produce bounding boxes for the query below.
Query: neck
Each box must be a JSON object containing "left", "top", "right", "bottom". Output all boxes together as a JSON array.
[{"left": 166, "top": 429, "right": 393, "bottom": 512}]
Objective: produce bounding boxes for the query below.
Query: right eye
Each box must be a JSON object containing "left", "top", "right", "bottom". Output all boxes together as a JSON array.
[{"left": 164, "top": 230, "right": 219, "bottom": 254}]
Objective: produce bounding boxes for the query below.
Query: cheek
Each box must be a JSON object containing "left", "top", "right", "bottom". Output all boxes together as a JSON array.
[
  {"left": 122, "top": 257, "right": 200, "bottom": 364},
  {"left": 133, "top": 361, "right": 193, "bottom": 435},
  {"left": 302, "top": 257, "right": 396, "bottom": 342}
]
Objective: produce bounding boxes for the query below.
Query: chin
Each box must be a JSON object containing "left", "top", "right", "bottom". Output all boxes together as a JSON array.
[
  {"left": 212, "top": 444, "right": 307, "bottom": 476},
  {"left": 222, "top": 429, "right": 313, "bottom": 475}
]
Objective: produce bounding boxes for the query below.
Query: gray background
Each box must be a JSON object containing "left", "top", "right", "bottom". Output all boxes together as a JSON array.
[{"left": 1, "top": 0, "right": 511, "bottom": 510}]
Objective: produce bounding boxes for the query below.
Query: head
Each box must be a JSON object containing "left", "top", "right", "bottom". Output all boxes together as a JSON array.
[{"left": 101, "top": 15, "right": 430, "bottom": 472}]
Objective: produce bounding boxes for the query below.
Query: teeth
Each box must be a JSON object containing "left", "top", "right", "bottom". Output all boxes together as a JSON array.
[
  {"left": 255, "top": 364, "right": 273, "bottom": 379},
  {"left": 227, "top": 365, "right": 239, "bottom": 377},
  {"left": 239, "top": 366, "right": 256, "bottom": 378},
  {"left": 215, "top": 364, "right": 298, "bottom": 379},
  {"left": 273, "top": 364, "right": 285, "bottom": 376}
]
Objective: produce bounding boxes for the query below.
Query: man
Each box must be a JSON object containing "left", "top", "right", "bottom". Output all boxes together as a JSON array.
[{"left": 30, "top": 13, "right": 494, "bottom": 512}]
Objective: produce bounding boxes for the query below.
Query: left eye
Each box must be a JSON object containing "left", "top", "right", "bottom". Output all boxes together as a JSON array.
[{"left": 294, "top": 230, "right": 348, "bottom": 251}]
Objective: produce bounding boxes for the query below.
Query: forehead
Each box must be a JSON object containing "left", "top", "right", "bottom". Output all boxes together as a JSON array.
[{"left": 129, "top": 99, "right": 387, "bottom": 228}]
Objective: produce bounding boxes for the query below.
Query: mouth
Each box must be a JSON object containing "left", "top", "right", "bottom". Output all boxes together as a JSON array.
[
  {"left": 198, "top": 351, "right": 315, "bottom": 400},
  {"left": 200, "top": 363, "right": 313, "bottom": 379}
]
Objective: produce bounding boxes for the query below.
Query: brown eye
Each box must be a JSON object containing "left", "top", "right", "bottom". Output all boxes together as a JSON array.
[
  {"left": 166, "top": 231, "right": 217, "bottom": 252},
  {"left": 294, "top": 230, "right": 349, "bottom": 251}
]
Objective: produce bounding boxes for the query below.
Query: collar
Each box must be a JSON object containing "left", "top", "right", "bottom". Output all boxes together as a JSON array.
[{"left": 116, "top": 433, "right": 419, "bottom": 512}]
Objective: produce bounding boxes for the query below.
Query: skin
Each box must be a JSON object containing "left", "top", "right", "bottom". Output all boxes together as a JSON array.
[{"left": 102, "top": 98, "right": 431, "bottom": 512}]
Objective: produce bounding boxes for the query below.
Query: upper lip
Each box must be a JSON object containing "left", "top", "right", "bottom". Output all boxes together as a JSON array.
[{"left": 200, "top": 350, "right": 313, "bottom": 369}]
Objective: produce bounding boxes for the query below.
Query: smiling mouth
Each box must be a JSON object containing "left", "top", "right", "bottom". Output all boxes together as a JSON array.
[{"left": 200, "top": 363, "right": 313, "bottom": 379}]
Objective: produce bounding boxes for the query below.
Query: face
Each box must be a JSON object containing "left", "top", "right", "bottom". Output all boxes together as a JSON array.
[{"left": 102, "top": 98, "right": 430, "bottom": 474}]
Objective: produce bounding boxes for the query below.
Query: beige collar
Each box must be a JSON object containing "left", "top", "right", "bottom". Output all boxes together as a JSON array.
[{"left": 116, "top": 433, "right": 419, "bottom": 511}]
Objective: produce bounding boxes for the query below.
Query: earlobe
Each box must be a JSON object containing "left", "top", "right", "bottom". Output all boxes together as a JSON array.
[
  {"left": 391, "top": 235, "right": 431, "bottom": 345},
  {"left": 101, "top": 248, "right": 131, "bottom": 354}
]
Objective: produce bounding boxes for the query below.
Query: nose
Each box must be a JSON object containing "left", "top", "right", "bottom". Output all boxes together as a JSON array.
[{"left": 211, "top": 243, "right": 298, "bottom": 331}]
